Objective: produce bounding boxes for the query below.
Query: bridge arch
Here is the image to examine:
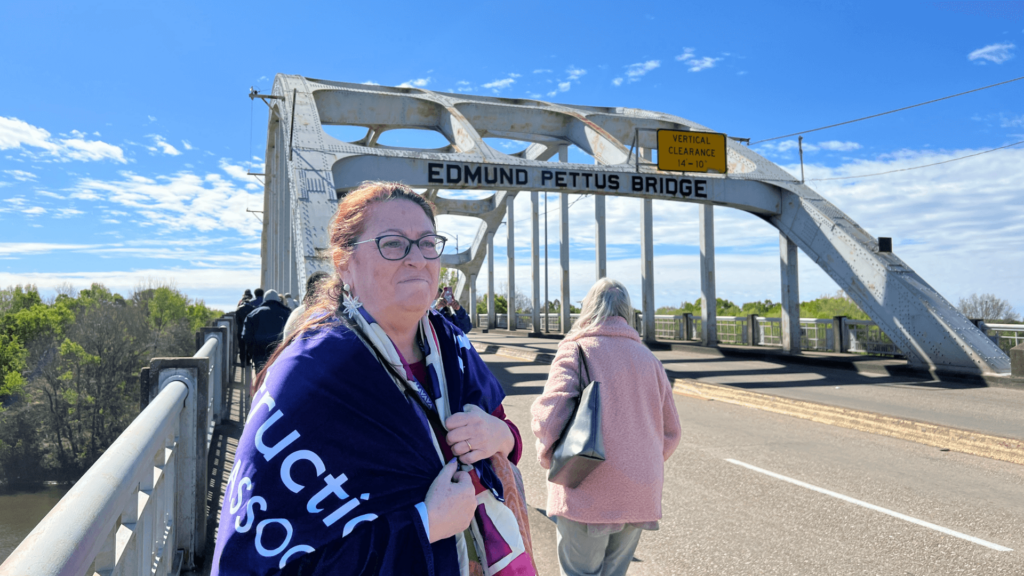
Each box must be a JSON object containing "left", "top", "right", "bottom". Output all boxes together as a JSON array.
[{"left": 259, "top": 74, "right": 1010, "bottom": 375}]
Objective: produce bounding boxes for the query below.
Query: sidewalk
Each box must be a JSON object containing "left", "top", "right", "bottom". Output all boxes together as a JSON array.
[{"left": 471, "top": 331, "right": 1024, "bottom": 461}]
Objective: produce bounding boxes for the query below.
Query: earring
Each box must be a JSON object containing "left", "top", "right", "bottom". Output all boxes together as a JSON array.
[{"left": 340, "top": 281, "right": 362, "bottom": 319}]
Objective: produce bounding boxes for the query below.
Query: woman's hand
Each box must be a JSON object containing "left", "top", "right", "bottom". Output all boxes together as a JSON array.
[
  {"left": 424, "top": 458, "right": 477, "bottom": 543},
  {"left": 445, "top": 404, "right": 514, "bottom": 465}
]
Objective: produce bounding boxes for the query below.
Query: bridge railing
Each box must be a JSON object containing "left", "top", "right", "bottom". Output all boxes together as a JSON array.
[
  {"left": 1, "top": 314, "right": 238, "bottom": 576},
  {"left": 478, "top": 310, "right": 903, "bottom": 357},
  {"left": 983, "top": 323, "right": 1024, "bottom": 354}
]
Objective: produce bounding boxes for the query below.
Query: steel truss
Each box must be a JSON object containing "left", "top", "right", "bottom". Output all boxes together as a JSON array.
[{"left": 259, "top": 74, "right": 1009, "bottom": 375}]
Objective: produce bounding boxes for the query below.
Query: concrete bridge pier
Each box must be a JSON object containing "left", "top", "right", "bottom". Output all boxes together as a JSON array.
[
  {"left": 700, "top": 204, "right": 718, "bottom": 346},
  {"left": 469, "top": 273, "right": 478, "bottom": 329},
  {"left": 559, "top": 145, "right": 571, "bottom": 333},
  {"left": 531, "top": 192, "right": 541, "bottom": 334},
  {"left": 780, "top": 232, "right": 801, "bottom": 354},
  {"left": 640, "top": 148, "right": 656, "bottom": 343},
  {"left": 507, "top": 196, "right": 516, "bottom": 331},
  {"left": 595, "top": 157, "right": 607, "bottom": 280},
  {"left": 487, "top": 232, "right": 496, "bottom": 330}
]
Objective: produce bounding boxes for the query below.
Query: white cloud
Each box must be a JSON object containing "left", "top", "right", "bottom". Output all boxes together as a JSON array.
[
  {"left": 54, "top": 208, "right": 84, "bottom": 218},
  {"left": 67, "top": 168, "right": 263, "bottom": 237},
  {"left": 612, "top": 78, "right": 624, "bottom": 87},
  {"left": 147, "top": 115, "right": 157, "bottom": 122},
  {"left": 182, "top": 140, "right": 193, "bottom": 150},
  {"left": 23, "top": 207, "right": 47, "bottom": 215},
  {"left": 148, "top": 135, "right": 181, "bottom": 156},
  {"left": 36, "top": 190, "right": 62, "bottom": 199},
  {"left": 219, "top": 158, "right": 252, "bottom": 181},
  {"left": 547, "top": 81, "right": 572, "bottom": 97},
  {"left": 509, "top": 73, "right": 522, "bottom": 78},
  {"left": 685, "top": 56, "right": 721, "bottom": 72},
  {"left": 482, "top": 78, "right": 516, "bottom": 92},
  {"left": 1000, "top": 114, "right": 1024, "bottom": 128},
  {"left": 968, "top": 43, "right": 1015, "bottom": 64},
  {"left": 4, "top": 169, "right": 36, "bottom": 181},
  {"left": 362, "top": 81, "right": 380, "bottom": 86},
  {"left": 533, "top": 69, "right": 552, "bottom": 74},
  {"left": 625, "top": 60, "right": 660, "bottom": 82},
  {"left": 398, "top": 77, "right": 431, "bottom": 88},
  {"left": 675, "top": 48, "right": 695, "bottom": 61},
  {"left": 0, "top": 116, "right": 126, "bottom": 163},
  {"left": 818, "top": 141, "right": 862, "bottom": 152},
  {"left": 676, "top": 48, "right": 723, "bottom": 72},
  {"left": 566, "top": 67, "right": 586, "bottom": 81}
]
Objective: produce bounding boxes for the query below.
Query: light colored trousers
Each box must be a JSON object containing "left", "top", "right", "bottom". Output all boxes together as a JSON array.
[{"left": 555, "top": 517, "right": 644, "bottom": 576}]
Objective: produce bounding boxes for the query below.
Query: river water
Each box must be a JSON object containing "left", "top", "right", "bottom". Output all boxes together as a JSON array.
[{"left": 0, "top": 486, "right": 70, "bottom": 563}]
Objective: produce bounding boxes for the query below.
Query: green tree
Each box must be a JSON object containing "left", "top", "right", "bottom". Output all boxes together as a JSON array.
[
  {"left": 475, "top": 294, "right": 508, "bottom": 314},
  {"left": 0, "top": 281, "right": 222, "bottom": 485}
]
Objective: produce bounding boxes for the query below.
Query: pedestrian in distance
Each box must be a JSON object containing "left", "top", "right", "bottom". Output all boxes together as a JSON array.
[
  {"left": 283, "top": 271, "right": 330, "bottom": 340},
  {"left": 434, "top": 286, "right": 473, "bottom": 333},
  {"left": 237, "top": 289, "right": 253, "bottom": 308},
  {"left": 531, "top": 278, "right": 681, "bottom": 576},
  {"left": 212, "top": 181, "right": 536, "bottom": 575},
  {"left": 240, "top": 289, "right": 291, "bottom": 372},
  {"left": 235, "top": 288, "right": 263, "bottom": 365}
]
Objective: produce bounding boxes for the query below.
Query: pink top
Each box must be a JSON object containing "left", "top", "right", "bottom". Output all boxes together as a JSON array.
[{"left": 531, "top": 316, "right": 681, "bottom": 524}]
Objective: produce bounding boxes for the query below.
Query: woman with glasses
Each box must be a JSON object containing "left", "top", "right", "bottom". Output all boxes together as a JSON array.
[{"left": 212, "top": 182, "right": 536, "bottom": 575}]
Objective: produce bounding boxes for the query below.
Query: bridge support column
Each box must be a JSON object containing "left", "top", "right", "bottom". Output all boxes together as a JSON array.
[
  {"left": 469, "top": 273, "right": 478, "bottom": 330},
  {"left": 641, "top": 198, "right": 656, "bottom": 343},
  {"left": 595, "top": 157, "right": 607, "bottom": 280},
  {"left": 780, "top": 232, "right": 801, "bottom": 354},
  {"left": 559, "top": 146, "right": 571, "bottom": 333},
  {"left": 700, "top": 204, "right": 717, "bottom": 346},
  {"left": 487, "top": 233, "right": 496, "bottom": 331},
  {"left": 531, "top": 192, "right": 541, "bottom": 334},
  {"left": 560, "top": 192, "right": 571, "bottom": 334},
  {"left": 507, "top": 197, "right": 516, "bottom": 331}
]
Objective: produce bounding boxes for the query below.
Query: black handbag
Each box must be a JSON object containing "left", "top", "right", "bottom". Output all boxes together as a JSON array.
[{"left": 548, "top": 342, "right": 605, "bottom": 488}]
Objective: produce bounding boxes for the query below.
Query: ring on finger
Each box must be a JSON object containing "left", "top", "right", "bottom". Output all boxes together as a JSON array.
[{"left": 466, "top": 441, "right": 472, "bottom": 452}]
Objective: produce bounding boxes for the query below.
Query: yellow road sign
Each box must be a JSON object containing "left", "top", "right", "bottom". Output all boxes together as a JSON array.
[{"left": 657, "top": 130, "right": 727, "bottom": 174}]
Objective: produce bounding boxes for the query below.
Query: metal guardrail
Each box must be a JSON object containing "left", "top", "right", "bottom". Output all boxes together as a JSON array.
[
  {"left": 481, "top": 313, "right": 579, "bottom": 332},
  {"left": 1, "top": 314, "right": 237, "bottom": 575},
  {"left": 984, "top": 323, "right": 1024, "bottom": 354},
  {"left": 486, "top": 309, "right": 903, "bottom": 357}
]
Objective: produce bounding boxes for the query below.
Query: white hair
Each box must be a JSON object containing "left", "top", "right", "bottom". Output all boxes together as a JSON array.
[{"left": 568, "top": 278, "right": 634, "bottom": 336}]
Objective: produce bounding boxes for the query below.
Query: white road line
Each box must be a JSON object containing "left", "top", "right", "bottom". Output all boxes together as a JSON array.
[{"left": 725, "top": 458, "right": 1013, "bottom": 552}]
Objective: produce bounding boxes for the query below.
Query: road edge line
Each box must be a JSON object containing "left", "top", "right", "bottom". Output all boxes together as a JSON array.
[{"left": 675, "top": 378, "right": 1024, "bottom": 466}]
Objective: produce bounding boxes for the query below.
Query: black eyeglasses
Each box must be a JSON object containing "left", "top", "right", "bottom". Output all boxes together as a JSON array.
[{"left": 351, "top": 234, "right": 448, "bottom": 261}]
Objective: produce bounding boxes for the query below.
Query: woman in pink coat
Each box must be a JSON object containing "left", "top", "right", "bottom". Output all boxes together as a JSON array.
[{"left": 531, "top": 278, "right": 682, "bottom": 576}]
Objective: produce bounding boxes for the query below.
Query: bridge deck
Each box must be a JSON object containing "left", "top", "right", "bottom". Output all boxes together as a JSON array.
[
  {"left": 186, "top": 365, "right": 247, "bottom": 576},
  {"left": 192, "top": 335, "right": 1024, "bottom": 574}
]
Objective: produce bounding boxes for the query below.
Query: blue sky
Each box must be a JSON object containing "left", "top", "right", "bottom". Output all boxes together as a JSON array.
[{"left": 1, "top": 1, "right": 1022, "bottom": 314}]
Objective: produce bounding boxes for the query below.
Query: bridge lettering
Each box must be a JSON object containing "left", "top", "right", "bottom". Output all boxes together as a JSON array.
[{"left": 427, "top": 162, "right": 711, "bottom": 198}]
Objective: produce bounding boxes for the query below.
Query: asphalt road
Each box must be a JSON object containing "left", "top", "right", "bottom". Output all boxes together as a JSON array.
[{"left": 482, "top": 352, "right": 1024, "bottom": 575}]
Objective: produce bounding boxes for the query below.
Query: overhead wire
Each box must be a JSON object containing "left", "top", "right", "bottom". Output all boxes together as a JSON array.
[
  {"left": 806, "top": 139, "right": 1024, "bottom": 182},
  {"left": 752, "top": 75, "right": 1024, "bottom": 145}
]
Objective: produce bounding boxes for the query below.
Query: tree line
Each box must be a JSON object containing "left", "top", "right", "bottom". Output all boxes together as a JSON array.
[{"left": 0, "top": 283, "right": 221, "bottom": 488}]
